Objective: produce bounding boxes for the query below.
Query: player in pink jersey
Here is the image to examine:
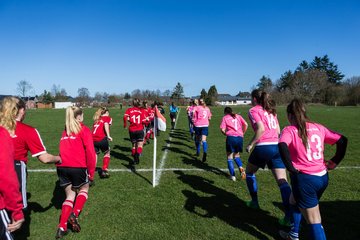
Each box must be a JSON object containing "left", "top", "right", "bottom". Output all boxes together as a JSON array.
[
  {"left": 186, "top": 99, "right": 198, "bottom": 139},
  {"left": 192, "top": 98, "right": 212, "bottom": 162},
  {"left": 124, "top": 98, "right": 147, "bottom": 165},
  {"left": 92, "top": 107, "right": 113, "bottom": 179},
  {"left": 56, "top": 106, "right": 96, "bottom": 239},
  {"left": 245, "top": 90, "right": 292, "bottom": 227},
  {"left": 278, "top": 99, "right": 347, "bottom": 240},
  {"left": 220, "top": 107, "right": 248, "bottom": 181}
]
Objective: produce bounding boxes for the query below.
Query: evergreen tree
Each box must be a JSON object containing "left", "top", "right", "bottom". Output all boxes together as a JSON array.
[
  {"left": 171, "top": 82, "right": 184, "bottom": 100},
  {"left": 256, "top": 75, "right": 273, "bottom": 92},
  {"left": 206, "top": 85, "right": 218, "bottom": 105}
]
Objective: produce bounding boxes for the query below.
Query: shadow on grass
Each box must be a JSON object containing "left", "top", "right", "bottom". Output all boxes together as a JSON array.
[
  {"left": 112, "top": 145, "right": 133, "bottom": 162},
  {"left": 181, "top": 156, "right": 228, "bottom": 177},
  {"left": 169, "top": 129, "right": 192, "bottom": 142},
  {"left": 175, "top": 170, "right": 281, "bottom": 240},
  {"left": 273, "top": 200, "right": 360, "bottom": 239},
  {"left": 14, "top": 182, "right": 65, "bottom": 240}
]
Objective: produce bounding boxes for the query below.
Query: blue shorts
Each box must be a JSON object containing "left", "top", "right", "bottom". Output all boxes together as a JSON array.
[
  {"left": 291, "top": 172, "right": 329, "bottom": 209},
  {"left": 226, "top": 136, "right": 243, "bottom": 153},
  {"left": 194, "top": 127, "right": 209, "bottom": 136},
  {"left": 248, "top": 145, "right": 285, "bottom": 169}
]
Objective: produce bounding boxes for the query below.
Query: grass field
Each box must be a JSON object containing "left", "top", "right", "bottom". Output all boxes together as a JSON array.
[{"left": 14, "top": 105, "right": 360, "bottom": 240}]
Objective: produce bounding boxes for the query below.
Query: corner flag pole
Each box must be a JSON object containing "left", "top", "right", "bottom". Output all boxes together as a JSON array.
[{"left": 152, "top": 117, "right": 157, "bottom": 188}]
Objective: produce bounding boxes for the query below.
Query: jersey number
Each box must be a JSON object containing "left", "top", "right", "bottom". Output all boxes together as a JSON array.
[
  {"left": 264, "top": 112, "right": 277, "bottom": 129},
  {"left": 93, "top": 124, "right": 100, "bottom": 134},
  {"left": 202, "top": 111, "right": 207, "bottom": 119},
  {"left": 231, "top": 119, "right": 238, "bottom": 130},
  {"left": 131, "top": 115, "right": 141, "bottom": 124},
  {"left": 306, "top": 134, "right": 322, "bottom": 161}
]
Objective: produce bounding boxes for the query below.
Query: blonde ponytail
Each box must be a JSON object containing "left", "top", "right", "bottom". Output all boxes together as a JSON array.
[
  {"left": 0, "top": 96, "right": 23, "bottom": 135},
  {"left": 65, "top": 106, "right": 83, "bottom": 135}
]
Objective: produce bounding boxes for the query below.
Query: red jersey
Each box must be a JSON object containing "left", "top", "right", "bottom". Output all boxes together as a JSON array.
[
  {"left": 12, "top": 121, "right": 47, "bottom": 163},
  {"left": 0, "top": 126, "right": 24, "bottom": 221},
  {"left": 92, "top": 116, "right": 112, "bottom": 142},
  {"left": 141, "top": 108, "right": 150, "bottom": 126},
  {"left": 147, "top": 107, "right": 155, "bottom": 121},
  {"left": 123, "top": 107, "right": 146, "bottom": 132},
  {"left": 58, "top": 123, "right": 96, "bottom": 180}
]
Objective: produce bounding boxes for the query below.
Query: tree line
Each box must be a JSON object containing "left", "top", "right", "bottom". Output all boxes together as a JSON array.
[{"left": 256, "top": 55, "right": 360, "bottom": 106}]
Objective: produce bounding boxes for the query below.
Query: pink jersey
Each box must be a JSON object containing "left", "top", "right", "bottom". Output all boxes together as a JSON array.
[
  {"left": 279, "top": 122, "right": 341, "bottom": 175},
  {"left": 192, "top": 106, "right": 212, "bottom": 127},
  {"left": 248, "top": 105, "right": 279, "bottom": 145},
  {"left": 220, "top": 114, "right": 247, "bottom": 137}
]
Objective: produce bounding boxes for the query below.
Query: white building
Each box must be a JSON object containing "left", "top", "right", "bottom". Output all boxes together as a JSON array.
[{"left": 54, "top": 102, "right": 74, "bottom": 109}]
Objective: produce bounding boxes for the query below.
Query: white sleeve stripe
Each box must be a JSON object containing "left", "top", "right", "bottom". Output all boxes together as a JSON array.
[
  {"left": 34, "top": 129, "right": 47, "bottom": 151},
  {"left": 32, "top": 151, "right": 47, "bottom": 157}
]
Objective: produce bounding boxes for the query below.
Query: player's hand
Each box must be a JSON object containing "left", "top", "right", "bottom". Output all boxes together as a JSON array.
[
  {"left": 326, "top": 160, "right": 337, "bottom": 170},
  {"left": 246, "top": 144, "right": 253, "bottom": 153},
  {"left": 8, "top": 218, "right": 25, "bottom": 232},
  {"left": 108, "top": 136, "right": 113, "bottom": 141}
]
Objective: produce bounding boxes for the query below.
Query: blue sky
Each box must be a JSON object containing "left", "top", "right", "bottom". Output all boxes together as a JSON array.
[{"left": 1, "top": 0, "right": 359, "bottom": 97}]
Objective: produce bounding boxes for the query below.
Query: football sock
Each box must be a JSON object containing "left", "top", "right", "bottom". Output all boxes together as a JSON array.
[
  {"left": 137, "top": 147, "right": 143, "bottom": 155},
  {"left": 290, "top": 204, "right": 301, "bottom": 237},
  {"left": 102, "top": 156, "right": 110, "bottom": 170},
  {"left": 234, "top": 157, "right": 243, "bottom": 168},
  {"left": 59, "top": 200, "right": 73, "bottom": 230},
  {"left": 279, "top": 182, "right": 292, "bottom": 219},
  {"left": 309, "top": 223, "right": 326, "bottom": 240},
  {"left": 227, "top": 159, "right": 235, "bottom": 176},
  {"left": 131, "top": 148, "right": 136, "bottom": 156},
  {"left": 195, "top": 140, "right": 200, "bottom": 155},
  {"left": 202, "top": 141, "right": 208, "bottom": 153},
  {"left": 246, "top": 173, "right": 258, "bottom": 203},
  {"left": 73, "top": 191, "right": 88, "bottom": 217}
]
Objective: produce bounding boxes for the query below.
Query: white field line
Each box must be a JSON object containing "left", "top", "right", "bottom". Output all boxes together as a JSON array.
[
  {"left": 154, "top": 108, "right": 181, "bottom": 186},
  {"left": 28, "top": 166, "right": 360, "bottom": 173}
]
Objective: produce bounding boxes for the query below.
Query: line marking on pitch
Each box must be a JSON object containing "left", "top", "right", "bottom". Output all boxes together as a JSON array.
[
  {"left": 154, "top": 108, "right": 181, "bottom": 186},
  {"left": 27, "top": 166, "right": 360, "bottom": 173}
]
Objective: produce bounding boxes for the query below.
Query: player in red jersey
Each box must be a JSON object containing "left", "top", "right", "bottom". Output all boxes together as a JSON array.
[
  {"left": 123, "top": 98, "right": 147, "bottom": 165},
  {"left": 0, "top": 97, "right": 60, "bottom": 210},
  {"left": 0, "top": 125, "right": 24, "bottom": 240},
  {"left": 55, "top": 106, "right": 96, "bottom": 239},
  {"left": 145, "top": 102, "right": 155, "bottom": 143},
  {"left": 92, "top": 107, "right": 113, "bottom": 178},
  {"left": 141, "top": 100, "right": 152, "bottom": 145}
]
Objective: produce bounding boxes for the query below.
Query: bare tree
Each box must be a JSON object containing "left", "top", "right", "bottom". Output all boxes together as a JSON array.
[
  {"left": 76, "top": 87, "right": 91, "bottom": 106},
  {"left": 17, "top": 80, "right": 33, "bottom": 97}
]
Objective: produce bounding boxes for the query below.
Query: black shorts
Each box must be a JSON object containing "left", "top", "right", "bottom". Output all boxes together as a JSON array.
[
  {"left": 14, "top": 160, "right": 27, "bottom": 209},
  {"left": 57, "top": 167, "right": 89, "bottom": 189},
  {"left": 94, "top": 137, "right": 110, "bottom": 154},
  {"left": 0, "top": 209, "right": 13, "bottom": 240},
  {"left": 129, "top": 130, "right": 144, "bottom": 143},
  {"left": 170, "top": 112, "right": 177, "bottom": 121}
]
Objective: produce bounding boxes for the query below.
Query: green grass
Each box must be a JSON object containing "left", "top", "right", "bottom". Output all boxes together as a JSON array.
[{"left": 15, "top": 106, "right": 360, "bottom": 239}]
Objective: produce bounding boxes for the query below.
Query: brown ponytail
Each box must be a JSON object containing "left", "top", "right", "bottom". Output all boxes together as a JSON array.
[
  {"left": 287, "top": 99, "right": 310, "bottom": 148},
  {"left": 224, "top": 106, "right": 236, "bottom": 119}
]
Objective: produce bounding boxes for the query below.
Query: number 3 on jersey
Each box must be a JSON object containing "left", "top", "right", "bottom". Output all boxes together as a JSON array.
[{"left": 306, "top": 134, "right": 322, "bottom": 161}]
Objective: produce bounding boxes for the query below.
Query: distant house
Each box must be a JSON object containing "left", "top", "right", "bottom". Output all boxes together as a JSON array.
[
  {"left": 22, "top": 96, "right": 38, "bottom": 109},
  {"left": 216, "top": 94, "right": 251, "bottom": 106},
  {"left": 0, "top": 95, "right": 12, "bottom": 101}
]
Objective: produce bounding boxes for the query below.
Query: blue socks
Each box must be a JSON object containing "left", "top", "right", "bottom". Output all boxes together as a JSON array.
[
  {"left": 309, "top": 223, "right": 326, "bottom": 240},
  {"left": 202, "top": 141, "right": 208, "bottom": 153},
  {"left": 227, "top": 159, "right": 235, "bottom": 176},
  {"left": 279, "top": 182, "right": 292, "bottom": 219},
  {"left": 246, "top": 173, "right": 258, "bottom": 203},
  {"left": 234, "top": 157, "right": 243, "bottom": 168},
  {"left": 195, "top": 140, "right": 200, "bottom": 155},
  {"left": 289, "top": 204, "right": 301, "bottom": 238}
]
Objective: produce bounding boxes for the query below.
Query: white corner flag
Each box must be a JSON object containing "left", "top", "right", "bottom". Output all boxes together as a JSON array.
[{"left": 153, "top": 106, "right": 167, "bottom": 187}]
